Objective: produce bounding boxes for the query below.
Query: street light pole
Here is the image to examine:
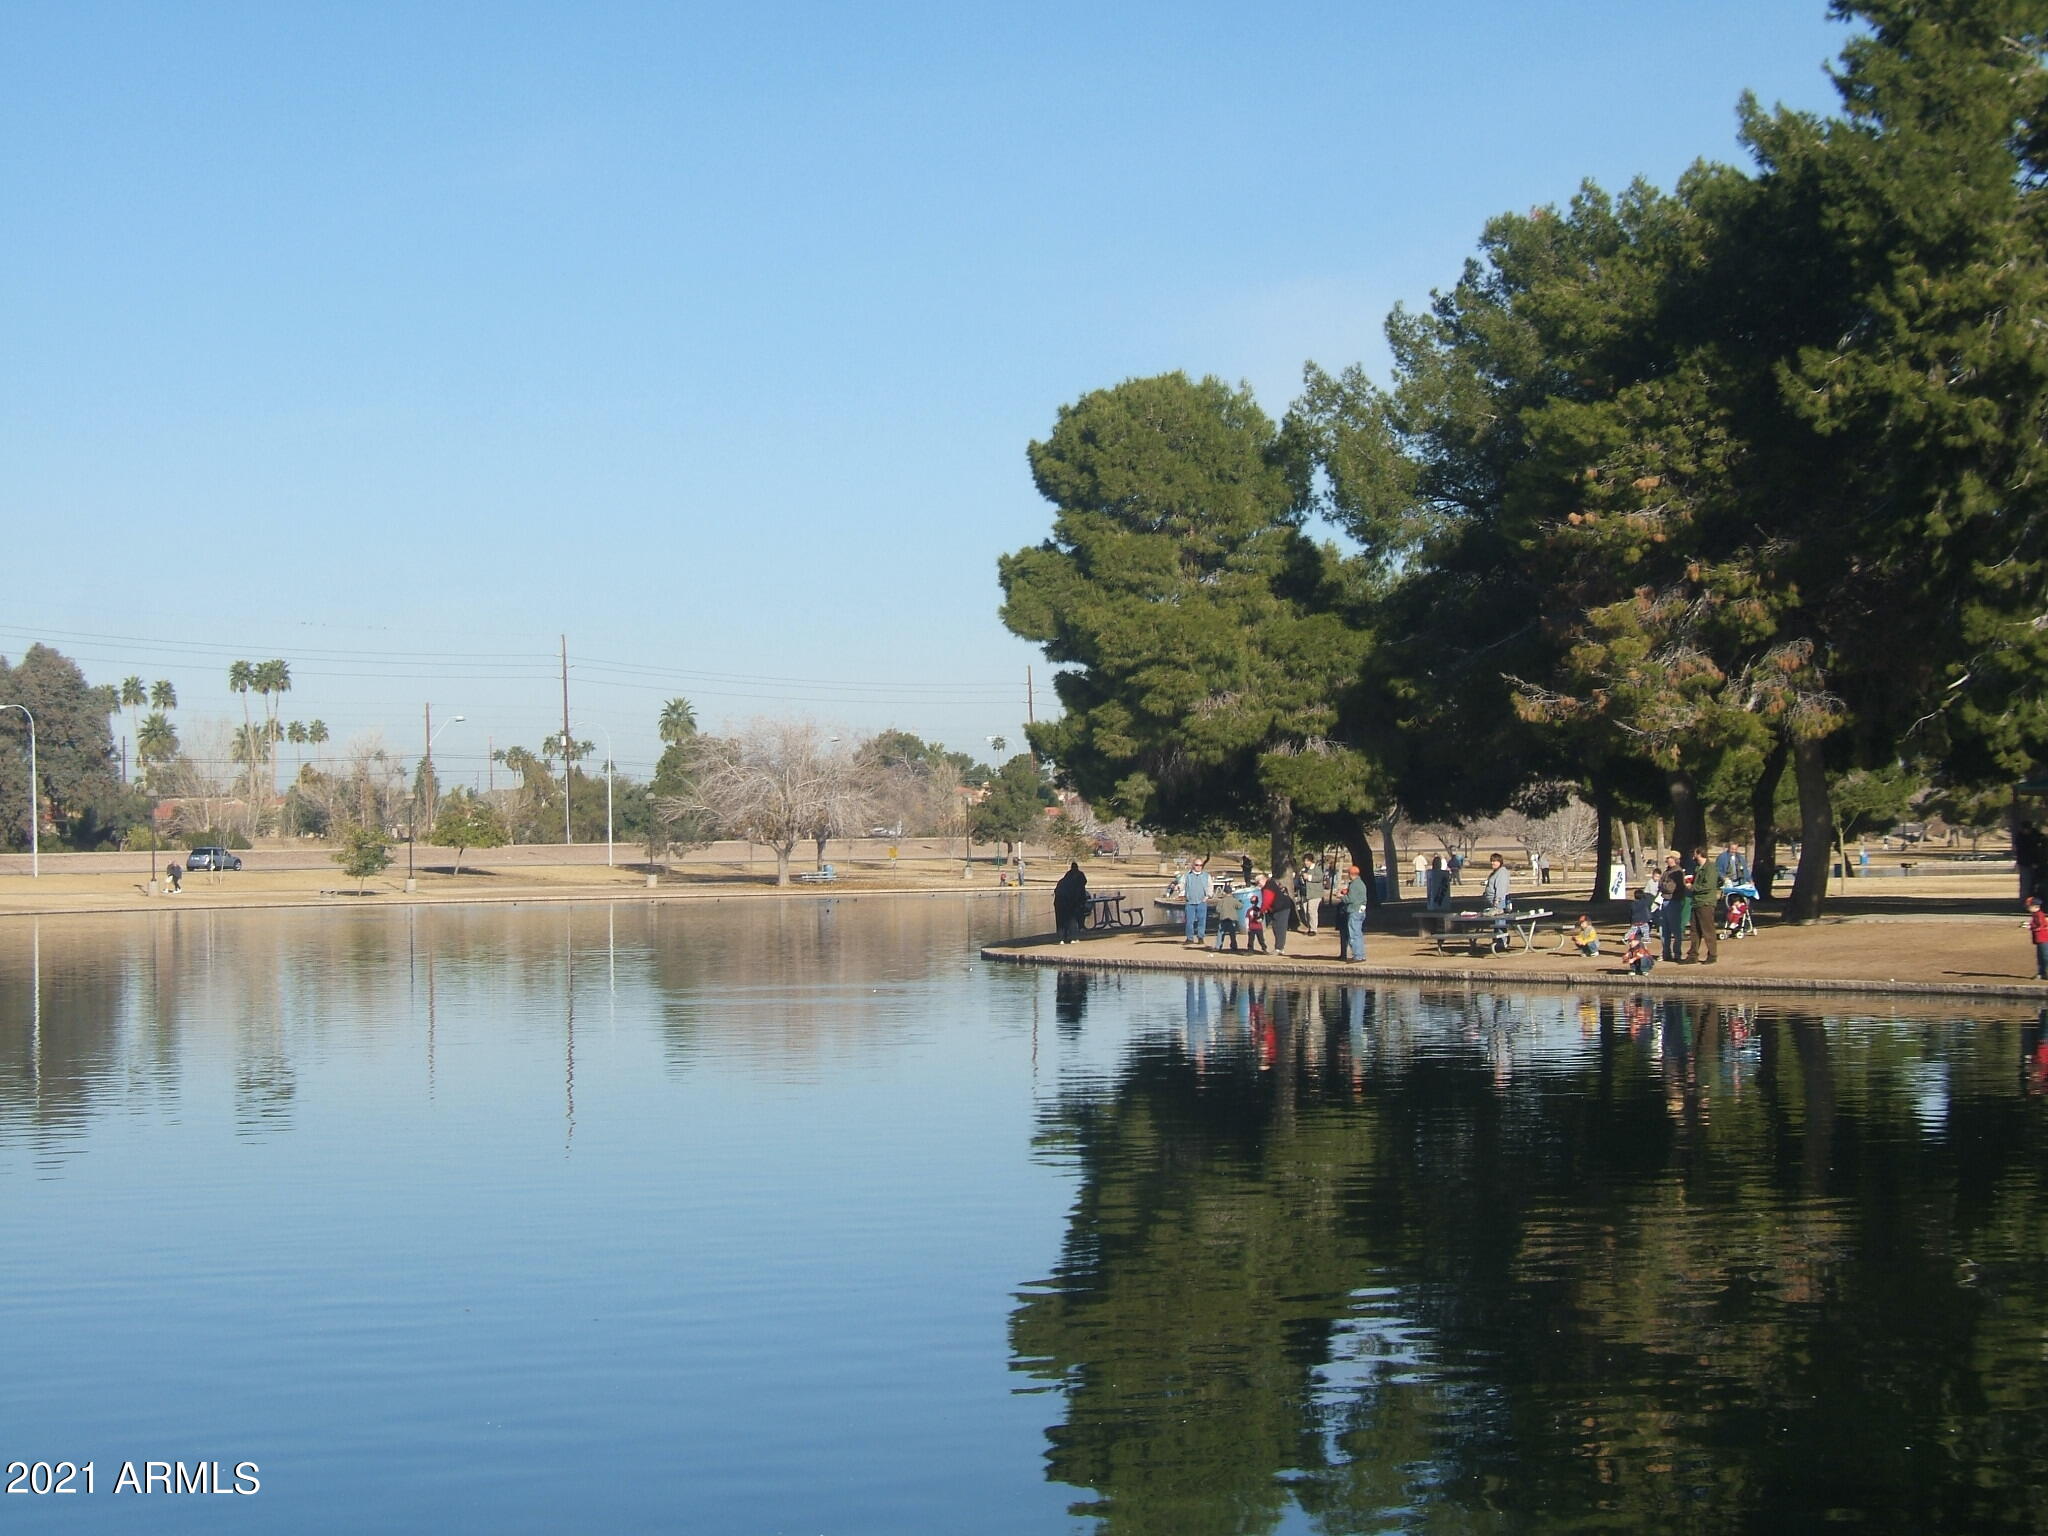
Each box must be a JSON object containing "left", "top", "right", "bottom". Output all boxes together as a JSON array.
[
  {"left": 0, "top": 703, "right": 37, "bottom": 877},
  {"left": 598, "top": 727, "right": 615, "bottom": 867},
  {"left": 412, "top": 707, "right": 466, "bottom": 885}
]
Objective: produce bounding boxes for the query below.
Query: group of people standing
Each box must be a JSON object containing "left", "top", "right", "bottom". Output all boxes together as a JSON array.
[
  {"left": 1621, "top": 842, "right": 1741, "bottom": 971},
  {"left": 1069, "top": 838, "right": 1773, "bottom": 975},
  {"left": 1175, "top": 856, "right": 1375, "bottom": 961}
]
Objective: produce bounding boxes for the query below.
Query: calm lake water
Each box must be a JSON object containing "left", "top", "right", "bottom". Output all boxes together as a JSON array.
[{"left": 4, "top": 896, "right": 2048, "bottom": 1533}]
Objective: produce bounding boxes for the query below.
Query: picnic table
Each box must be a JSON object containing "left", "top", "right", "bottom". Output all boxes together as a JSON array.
[
  {"left": 795, "top": 863, "right": 838, "bottom": 884},
  {"left": 1083, "top": 892, "right": 1141, "bottom": 929},
  {"left": 1419, "top": 908, "right": 1558, "bottom": 956}
]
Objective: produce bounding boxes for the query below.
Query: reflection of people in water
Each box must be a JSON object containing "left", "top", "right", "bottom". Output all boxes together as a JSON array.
[
  {"left": 1722, "top": 1004, "right": 1755, "bottom": 1046},
  {"left": 1183, "top": 977, "right": 1212, "bottom": 1068},
  {"left": 1625, "top": 997, "right": 1657, "bottom": 1039},
  {"left": 2024, "top": 1010, "right": 2048, "bottom": 1094},
  {"left": 1055, "top": 968, "right": 1091, "bottom": 1030}
]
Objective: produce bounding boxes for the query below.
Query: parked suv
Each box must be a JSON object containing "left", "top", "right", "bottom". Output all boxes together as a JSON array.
[{"left": 186, "top": 846, "right": 243, "bottom": 871}]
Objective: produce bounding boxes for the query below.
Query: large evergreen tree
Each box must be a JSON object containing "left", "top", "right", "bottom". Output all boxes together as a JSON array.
[
  {"left": 1745, "top": 0, "right": 2048, "bottom": 776},
  {"left": 0, "top": 644, "right": 128, "bottom": 850},
  {"left": 1000, "top": 372, "right": 1377, "bottom": 873}
]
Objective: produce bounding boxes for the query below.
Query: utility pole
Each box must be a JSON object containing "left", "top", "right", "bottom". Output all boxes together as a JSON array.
[
  {"left": 410, "top": 701, "right": 429, "bottom": 886},
  {"left": 561, "top": 635, "right": 573, "bottom": 845},
  {"left": 599, "top": 727, "right": 615, "bottom": 867},
  {"left": 1026, "top": 666, "right": 1038, "bottom": 764}
]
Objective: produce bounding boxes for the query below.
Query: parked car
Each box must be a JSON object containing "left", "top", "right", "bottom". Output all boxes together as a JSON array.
[
  {"left": 186, "top": 846, "right": 243, "bottom": 871},
  {"left": 1092, "top": 835, "right": 1122, "bottom": 856}
]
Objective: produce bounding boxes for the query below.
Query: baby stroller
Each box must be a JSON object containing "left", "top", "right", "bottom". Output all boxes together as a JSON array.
[{"left": 1721, "top": 881, "right": 1758, "bottom": 940}]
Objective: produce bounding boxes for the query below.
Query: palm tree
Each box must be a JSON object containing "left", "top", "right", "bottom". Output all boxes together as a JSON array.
[
  {"left": 308, "top": 719, "right": 329, "bottom": 771},
  {"left": 286, "top": 721, "right": 308, "bottom": 782},
  {"left": 137, "top": 712, "right": 178, "bottom": 789},
  {"left": 150, "top": 679, "right": 177, "bottom": 712},
  {"left": 658, "top": 697, "right": 698, "bottom": 745},
  {"left": 543, "top": 733, "right": 593, "bottom": 770},
  {"left": 231, "top": 723, "right": 270, "bottom": 782},
  {"left": 227, "top": 661, "right": 256, "bottom": 800},
  {"left": 119, "top": 676, "right": 146, "bottom": 782},
  {"left": 495, "top": 745, "right": 547, "bottom": 786},
  {"left": 253, "top": 659, "right": 291, "bottom": 796}
]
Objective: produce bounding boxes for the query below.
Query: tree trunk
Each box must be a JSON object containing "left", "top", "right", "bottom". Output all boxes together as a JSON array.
[
  {"left": 1653, "top": 817, "right": 1668, "bottom": 858},
  {"left": 1343, "top": 819, "right": 1375, "bottom": 892},
  {"left": 1785, "top": 735, "right": 1834, "bottom": 922},
  {"left": 814, "top": 833, "right": 829, "bottom": 869},
  {"left": 1379, "top": 810, "right": 1401, "bottom": 898},
  {"left": 773, "top": 843, "right": 793, "bottom": 887},
  {"left": 1751, "top": 737, "right": 1788, "bottom": 900},
  {"left": 1790, "top": 1018, "right": 1836, "bottom": 1196},
  {"left": 1668, "top": 768, "right": 1705, "bottom": 857},
  {"left": 1268, "top": 791, "right": 1296, "bottom": 880},
  {"left": 1592, "top": 779, "right": 1616, "bottom": 905},
  {"left": 240, "top": 693, "right": 255, "bottom": 806}
]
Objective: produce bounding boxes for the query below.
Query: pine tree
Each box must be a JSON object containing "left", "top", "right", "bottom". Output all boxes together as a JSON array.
[{"left": 999, "top": 373, "right": 1377, "bottom": 873}]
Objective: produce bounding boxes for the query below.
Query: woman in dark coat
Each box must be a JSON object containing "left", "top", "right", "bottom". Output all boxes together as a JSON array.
[{"left": 1053, "top": 862, "right": 1089, "bottom": 944}]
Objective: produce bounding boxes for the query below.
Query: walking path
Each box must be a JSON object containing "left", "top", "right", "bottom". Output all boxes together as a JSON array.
[{"left": 0, "top": 847, "right": 1024, "bottom": 921}]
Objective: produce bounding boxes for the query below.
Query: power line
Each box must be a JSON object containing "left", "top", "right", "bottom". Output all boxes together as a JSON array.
[
  {"left": 568, "top": 654, "right": 1016, "bottom": 694},
  {"left": 0, "top": 622, "right": 1019, "bottom": 698}
]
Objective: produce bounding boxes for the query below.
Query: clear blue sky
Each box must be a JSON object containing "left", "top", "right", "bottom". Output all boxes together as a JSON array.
[{"left": 2, "top": 1, "right": 1853, "bottom": 785}]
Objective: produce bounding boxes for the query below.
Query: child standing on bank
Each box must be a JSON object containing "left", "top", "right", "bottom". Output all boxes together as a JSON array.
[
  {"left": 1240, "top": 880, "right": 1267, "bottom": 954},
  {"left": 2029, "top": 896, "right": 2048, "bottom": 980}
]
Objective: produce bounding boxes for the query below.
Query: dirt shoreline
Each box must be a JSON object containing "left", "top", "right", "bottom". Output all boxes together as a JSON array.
[
  {"left": 2, "top": 852, "right": 2041, "bottom": 1001},
  {"left": 979, "top": 868, "right": 2048, "bottom": 1001}
]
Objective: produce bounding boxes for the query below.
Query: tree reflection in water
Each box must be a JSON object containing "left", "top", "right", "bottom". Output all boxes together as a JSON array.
[{"left": 1012, "top": 976, "right": 2048, "bottom": 1533}]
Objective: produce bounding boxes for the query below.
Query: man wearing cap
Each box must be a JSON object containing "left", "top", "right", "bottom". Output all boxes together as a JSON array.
[
  {"left": 1342, "top": 863, "right": 1370, "bottom": 962},
  {"left": 1182, "top": 859, "right": 1211, "bottom": 946}
]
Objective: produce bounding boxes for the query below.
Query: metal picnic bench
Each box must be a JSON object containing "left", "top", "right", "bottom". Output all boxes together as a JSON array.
[
  {"left": 1083, "top": 891, "right": 1142, "bottom": 930},
  {"left": 1418, "top": 907, "right": 1559, "bottom": 955}
]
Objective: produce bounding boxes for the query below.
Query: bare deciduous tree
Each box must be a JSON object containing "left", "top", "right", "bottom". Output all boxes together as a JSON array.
[
  {"left": 1491, "top": 791, "right": 1600, "bottom": 878},
  {"left": 288, "top": 733, "right": 407, "bottom": 838},
  {"left": 1418, "top": 818, "right": 1484, "bottom": 870},
  {"left": 659, "top": 720, "right": 875, "bottom": 886}
]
